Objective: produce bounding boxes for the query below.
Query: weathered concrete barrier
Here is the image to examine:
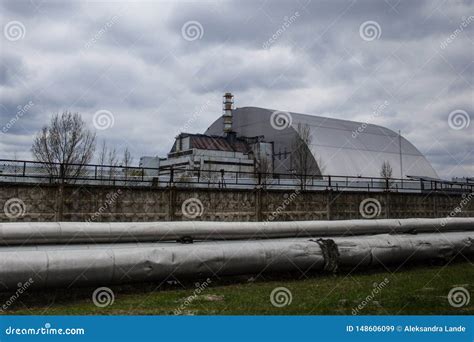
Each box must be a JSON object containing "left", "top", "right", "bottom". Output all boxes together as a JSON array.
[{"left": 1, "top": 182, "right": 473, "bottom": 222}]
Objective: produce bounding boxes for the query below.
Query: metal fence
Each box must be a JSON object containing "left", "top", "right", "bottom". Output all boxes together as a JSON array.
[{"left": 0, "top": 159, "right": 472, "bottom": 193}]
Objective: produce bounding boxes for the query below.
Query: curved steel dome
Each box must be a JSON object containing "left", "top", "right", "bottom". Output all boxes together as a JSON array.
[{"left": 205, "top": 107, "right": 438, "bottom": 179}]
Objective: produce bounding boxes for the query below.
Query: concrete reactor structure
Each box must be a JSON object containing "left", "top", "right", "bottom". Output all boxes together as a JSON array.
[{"left": 140, "top": 93, "right": 438, "bottom": 180}]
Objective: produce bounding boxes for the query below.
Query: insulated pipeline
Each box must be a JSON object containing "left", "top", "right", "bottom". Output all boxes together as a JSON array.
[
  {"left": 0, "top": 218, "right": 472, "bottom": 246},
  {"left": 0, "top": 232, "right": 472, "bottom": 290}
]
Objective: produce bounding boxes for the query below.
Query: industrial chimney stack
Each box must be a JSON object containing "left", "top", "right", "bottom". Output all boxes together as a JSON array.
[{"left": 222, "top": 92, "right": 234, "bottom": 135}]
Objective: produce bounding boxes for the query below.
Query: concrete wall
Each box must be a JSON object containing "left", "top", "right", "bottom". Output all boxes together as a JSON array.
[{"left": 0, "top": 182, "right": 473, "bottom": 222}]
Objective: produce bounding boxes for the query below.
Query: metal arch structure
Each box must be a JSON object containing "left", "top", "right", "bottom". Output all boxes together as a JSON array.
[{"left": 205, "top": 107, "right": 439, "bottom": 179}]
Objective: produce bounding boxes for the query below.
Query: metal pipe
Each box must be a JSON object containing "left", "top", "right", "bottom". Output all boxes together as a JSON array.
[
  {"left": 0, "top": 232, "right": 472, "bottom": 290},
  {"left": 0, "top": 218, "right": 472, "bottom": 246}
]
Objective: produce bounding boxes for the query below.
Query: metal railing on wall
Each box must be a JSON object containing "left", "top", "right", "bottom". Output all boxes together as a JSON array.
[{"left": 0, "top": 158, "right": 472, "bottom": 194}]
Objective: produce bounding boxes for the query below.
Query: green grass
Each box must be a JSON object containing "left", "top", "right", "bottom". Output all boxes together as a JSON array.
[{"left": 1, "top": 261, "right": 472, "bottom": 315}]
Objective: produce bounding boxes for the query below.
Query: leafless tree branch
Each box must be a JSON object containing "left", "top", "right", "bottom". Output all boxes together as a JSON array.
[{"left": 31, "top": 112, "right": 96, "bottom": 182}]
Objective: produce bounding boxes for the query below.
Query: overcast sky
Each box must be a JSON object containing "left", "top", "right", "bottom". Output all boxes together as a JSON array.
[{"left": 0, "top": 0, "right": 472, "bottom": 179}]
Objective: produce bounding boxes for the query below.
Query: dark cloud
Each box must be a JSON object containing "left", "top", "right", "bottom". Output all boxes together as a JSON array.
[
  {"left": 0, "top": 0, "right": 472, "bottom": 178},
  {"left": 0, "top": 52, "right": 27, "bottom": 86},
  {"left": 1, "top": 0, "right": 81, "bottom": 17}
]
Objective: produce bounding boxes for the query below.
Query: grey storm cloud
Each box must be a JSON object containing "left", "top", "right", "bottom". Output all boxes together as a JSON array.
[{"left": 0, "top": 0, "right": 472, "bottom": 179}]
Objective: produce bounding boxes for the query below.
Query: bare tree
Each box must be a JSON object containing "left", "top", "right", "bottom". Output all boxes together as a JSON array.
[
  {"left": 291, "top": 123, "right": 317, "bottom": 190},
  {"left": 380, "top": 160, "right": 393, "bottom": 190},
  {"left": 98, "top": 140, "right": 108, "bottom": 179},
  {"left": 107, "top": 147, "right": 118, "bottom": 181},
  {"left": 256, "top": 155, "right": 272, "bottom": 174},
  {"left": 31, "top": 112, "right": 96, "bottom": 181},
  {"left": 380, "top": 160, "right": 393, "bottom": 179},
  {"left": 201, "top": 165, "right": 222, "bottom": 187},
  {"left": 122, "top": 147, "right": 133, "bottom": 181},
  {"left": 107, "top": 148, "right": 118, "bottom": 166},
  {"left": 255, "top": 155, "right": 272, "bottom": 188},
  {"left": 98, "top": 140, "right": 107, "bottom": 165},
  {"left": 11, "top": 152, "right": 20, "bottom": 175}
]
